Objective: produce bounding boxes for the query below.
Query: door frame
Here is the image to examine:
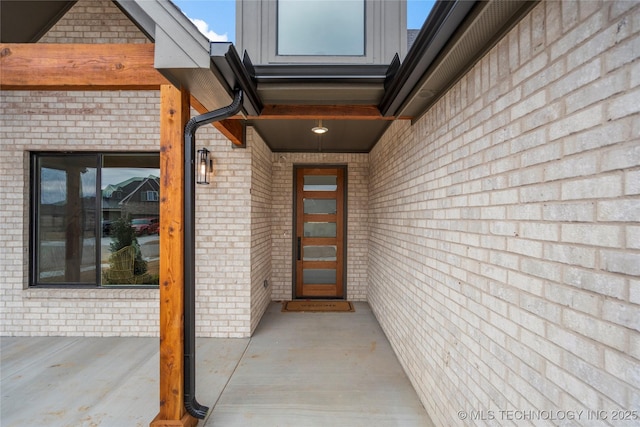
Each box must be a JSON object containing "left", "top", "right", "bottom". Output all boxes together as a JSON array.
[{"left": 292, "top": 164, "right": 348, "bottom": 300}]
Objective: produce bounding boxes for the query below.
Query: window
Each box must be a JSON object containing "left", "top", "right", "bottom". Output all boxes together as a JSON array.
[
  {"left": 143, "top": 191, "right": 159, "bottom": 202},
  {"left": 31, "top": 152, "right": 160, "bottom": 287},
  {"left": 277, "top": 0, "right": 365, "bottom": 56}
]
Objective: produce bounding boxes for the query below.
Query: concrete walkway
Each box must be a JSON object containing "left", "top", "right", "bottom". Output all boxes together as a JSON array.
[{"left": 1, "top": 302, "right": 434, "bottom": 427}]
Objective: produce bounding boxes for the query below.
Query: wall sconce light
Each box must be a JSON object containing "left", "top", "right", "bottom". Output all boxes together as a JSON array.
[
  {"left": 196, "top": 147, "right": 213, "bottom": 185},
  {"left": 311, "top": 119, "right": 328, "bottom": 134}
]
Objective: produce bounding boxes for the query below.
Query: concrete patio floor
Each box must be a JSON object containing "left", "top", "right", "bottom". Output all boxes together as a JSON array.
[{"left": 1, "top": 302, "right": 434, "bottom": 426}]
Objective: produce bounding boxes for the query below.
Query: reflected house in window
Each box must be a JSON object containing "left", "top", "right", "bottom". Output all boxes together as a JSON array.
[{"left": 102, "top": 175, "right": 160, "bottom": 226}]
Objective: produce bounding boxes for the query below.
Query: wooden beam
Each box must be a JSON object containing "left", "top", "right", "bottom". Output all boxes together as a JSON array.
[
  {"left": 253, "top": 104, "right": 393, "bottom": 120},
  {"left": 188, "top": 93, "right": 209, "bottom": 116},
  {"left": 0, "top": 43, "right": 169, "bottom": 90},
  {"left": 190, "top": 94, "right": 246, "bottom": 147},
  {"left": 152, "top": 85, "right": 197, "bottom": 427},
  {"left": 215, "top": 119, "right": 244, "bottom": 146}
]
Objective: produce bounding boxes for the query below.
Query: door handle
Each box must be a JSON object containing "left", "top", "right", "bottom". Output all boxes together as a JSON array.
[{"left": 297, "top": 237, "right": 301, "bottom": 261}]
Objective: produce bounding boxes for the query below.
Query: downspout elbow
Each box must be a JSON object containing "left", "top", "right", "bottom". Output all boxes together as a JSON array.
[{"left": 185, "top": 89, "right": 244, "bottom": 138}]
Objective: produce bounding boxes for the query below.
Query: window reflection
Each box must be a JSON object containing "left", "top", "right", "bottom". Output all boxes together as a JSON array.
[
  {"left": 37, "top": 155, "right": 97, "bottom": 284},
  {"left": 101, "top": 155, "right": 160, "bottom": 285},
  {"left": 33, "top": 153, "right": 160, "bottom": 286}
]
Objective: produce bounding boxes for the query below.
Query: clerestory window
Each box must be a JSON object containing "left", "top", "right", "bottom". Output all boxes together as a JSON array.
[
  {"left": 30, "top": 152, "right": 160, "bottom": 287},
  {"left": 277, "top": 0, "right": 365, "bottom": 56}
]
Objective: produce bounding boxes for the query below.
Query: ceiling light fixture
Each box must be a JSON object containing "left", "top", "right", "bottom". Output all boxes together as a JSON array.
[{"left": 311, "top": 119, "right": 328, "bottom": 134}]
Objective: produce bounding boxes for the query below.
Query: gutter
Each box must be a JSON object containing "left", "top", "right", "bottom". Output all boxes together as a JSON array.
[
  {"left": 251, "top": 63, "right": 390, "bottom": 84},
  {"left": 183, "top": 89, "right": 244, "bottom": 420},
  {"left": 379, "top": 0, "right": 475, "bottom": 117},
  {"left": 380, "top": 0, "right": 537, "bottom": 120},
  {"left": 209, "top": 43, "right": 262, "bottom": 117},
  {"left": 115, "top": 0, "right": 258, "bottom": 114}
]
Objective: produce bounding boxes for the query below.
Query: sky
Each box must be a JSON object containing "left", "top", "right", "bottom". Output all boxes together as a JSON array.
[{"left": 172, "top": 0, "right": 436, "bottom": 43}]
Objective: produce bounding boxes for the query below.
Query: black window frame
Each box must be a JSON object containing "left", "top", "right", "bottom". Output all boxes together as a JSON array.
[{"left": 29, "top": 151, "right": 160, "bottom": 288}]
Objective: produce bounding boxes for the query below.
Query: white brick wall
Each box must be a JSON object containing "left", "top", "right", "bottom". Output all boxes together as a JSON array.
[
  {"left": 0, "top": 90, "right": 162, "bottom": 336},
  {"left": 0, "top": 0, "right": 260, "bottom": 338},
  {"left": 0, "top": 89, "right": 265, "bottom": 338},
  {"left": 0, "top": 0, "right": 166, "bottom": 337},
  {"left": 248, "top": 128, "right": 273, "bottom": 334},
  {"left": 193, "top": 124, "right": 256, "bottom": 338},
  {"left": 3, "top": 8, "right": 638, "bottom": 422},
  {"left": 40, "top": 0, "right": 149, "bottom": 44},
  {"left": 369, "top": 1, "right": 640, "bottom": 425}
]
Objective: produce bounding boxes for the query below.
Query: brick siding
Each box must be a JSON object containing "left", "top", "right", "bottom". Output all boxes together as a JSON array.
[
  {"left": 0, "top": 89, "right": 264, "bottom": 338},
  {"left": 249, "top": 128, "right": 273, "bottom": 334},
  {"left": 1, "top": 1, "right": 638, "bottom": 419},
  {"left": 191, "top": 124, "right": 254, "bottom": 338},
  {"left": 39, "top": 0, "right": 149, "bottom": 44},
  {"left": 0, "top": 0, "right": 258, "bottom": 338},
  {"left": 368, "top": 1, "right": 640, "bottom": 424},
  {"left": 0, "top": 90, "right": 162, "bottom": 336}
]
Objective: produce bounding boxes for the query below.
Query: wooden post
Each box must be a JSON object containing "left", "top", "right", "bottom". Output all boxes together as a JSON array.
[{"left": 151, "top": 85, "right": 197, "bottom": 427}]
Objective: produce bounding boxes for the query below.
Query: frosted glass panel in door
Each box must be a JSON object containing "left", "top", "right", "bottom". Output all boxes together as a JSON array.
[
  {"left": 303, "top": 175, "right": 337, "bottom": 191},
  {"left": 304, "top": 198, "right": 336, "bottom": 214},
  {"left": 303, "top": 269, "right": 337, "bottom": 285},
  {"left": 303, "top": 245, "right": 337, "bottom": 261},
  {"left": 304, "top": 222, "right": 337, "bottom": 237}
]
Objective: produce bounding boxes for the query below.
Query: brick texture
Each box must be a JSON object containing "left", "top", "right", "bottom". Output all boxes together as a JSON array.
[
  {"left": 249, "top": 128, "right": 273, "bottom": 334},
  {"left": 0, "top": 90, "right": 266, "bottom": 338},
  {"left": 0, "top": 0, "right": 162, "bottom": 337},
  {"left": 39, "top": 0, "right": 149, "bottom": 44},
  {"left": 0, "top": 90, "right": 163, "bottom": 336},
  {"left": 368, "top": 1, "right": 639, "bottom": 425},
  {"left": 1, "top": 3, "right": 639, "bottom": 421},
  {"left": 191, "top": 123, "right": 253, "bottom": 338},
  {"left": 0, "top": 0, "right": 260, "bottom": 338}
]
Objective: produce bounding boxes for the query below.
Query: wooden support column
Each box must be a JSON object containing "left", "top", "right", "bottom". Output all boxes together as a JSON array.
[{"left": 151, "top": 85, "right": 197, "bottom": 427}]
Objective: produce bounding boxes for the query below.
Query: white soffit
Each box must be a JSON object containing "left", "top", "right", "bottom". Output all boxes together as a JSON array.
[{"left": 400, "top": 0, "right": 536, "bottom": 119}]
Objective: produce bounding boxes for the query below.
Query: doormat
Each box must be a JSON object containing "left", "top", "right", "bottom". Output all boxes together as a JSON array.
[{"left": 281, "top": 300, "right": 355, "bottom": 312}]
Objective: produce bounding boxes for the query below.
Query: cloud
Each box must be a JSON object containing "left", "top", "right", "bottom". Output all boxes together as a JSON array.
[{"left": 190, "top": 18, "right": 228, "bottom": 41}]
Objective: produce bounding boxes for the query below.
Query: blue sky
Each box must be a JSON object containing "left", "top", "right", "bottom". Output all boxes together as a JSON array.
[{"left": 172, "top": 0, "right": 435, "bottom": 43}]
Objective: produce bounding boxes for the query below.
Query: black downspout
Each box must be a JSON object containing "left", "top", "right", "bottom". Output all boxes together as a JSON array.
[{"left": 183, "top": 89, "right": 244, "bottom": 419}]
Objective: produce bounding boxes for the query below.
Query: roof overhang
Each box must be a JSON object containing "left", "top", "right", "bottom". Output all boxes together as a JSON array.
[
  {"left": 246, "top": 63, "right": 394, "bottom": 152},
  {"left": 385, "top": 0, "right": 538, "bottom": 121},
  {"left": 252, "top": 63, "right": 390, "bottom": 105},
  {"left": 115, "top": 0, "right": 261, "bottom": 117},
  {"left": 2, "top": 0, "right": 537, "bottom": 153},
  {"left": 0, "top": 1, "right": 77, "bottom": 43}
]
